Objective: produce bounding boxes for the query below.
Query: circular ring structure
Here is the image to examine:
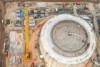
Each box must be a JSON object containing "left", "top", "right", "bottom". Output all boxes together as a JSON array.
[{"left": 40, "top": 14, "right": 96, "bottom": 64}]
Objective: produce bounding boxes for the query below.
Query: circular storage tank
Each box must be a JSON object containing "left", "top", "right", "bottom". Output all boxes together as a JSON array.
[{"left": 39, "top": 14, "right": 96, "bottom": 67}]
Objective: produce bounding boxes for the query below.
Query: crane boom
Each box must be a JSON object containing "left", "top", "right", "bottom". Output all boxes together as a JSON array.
[{"left": 24, "top": 6, "right": 31, "bottom": 61}]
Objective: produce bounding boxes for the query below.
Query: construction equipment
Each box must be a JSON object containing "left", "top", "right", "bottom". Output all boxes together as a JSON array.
[{"left": 24, "top": 6, "right": 31, "bottom": 61}]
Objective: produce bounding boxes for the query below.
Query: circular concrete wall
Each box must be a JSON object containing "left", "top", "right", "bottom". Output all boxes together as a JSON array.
[{"left": 40, "top": 14, "right": 96, "bottom": 65}]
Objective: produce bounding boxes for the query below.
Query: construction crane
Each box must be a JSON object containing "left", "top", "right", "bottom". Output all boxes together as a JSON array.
[{"left": 24, "top": 6, "right": 31, "bottom": 61}]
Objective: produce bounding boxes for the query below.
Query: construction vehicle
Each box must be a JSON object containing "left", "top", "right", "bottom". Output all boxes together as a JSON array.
[{"left": 23, "top": 6, "right": 31, "bottom": 61}]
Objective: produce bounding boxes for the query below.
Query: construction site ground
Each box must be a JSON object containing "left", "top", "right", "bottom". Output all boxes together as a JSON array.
[{"left": 1, "top": 2, "right": 100, "bottom": 67}]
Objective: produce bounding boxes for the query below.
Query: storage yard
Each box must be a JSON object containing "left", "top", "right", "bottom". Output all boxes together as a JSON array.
[{"left": 0, "top": 0, "right": 100, "bottom": 67}]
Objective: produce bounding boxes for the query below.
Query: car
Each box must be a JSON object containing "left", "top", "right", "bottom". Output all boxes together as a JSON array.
[
  {"left": 29, "top": 20, "right": 36, "bottom": 27},
  {"left": 87, "top": 13, "right": 93, "bottom": 17},
  {"left": 15, "top": 17, "right": 23, "bottom": 26}
]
